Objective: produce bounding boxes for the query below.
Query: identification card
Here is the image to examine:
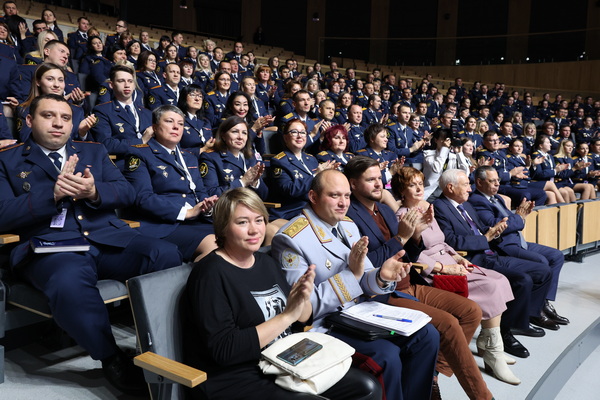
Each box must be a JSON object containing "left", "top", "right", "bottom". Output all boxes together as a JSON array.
[{"left": 50, "top": 208, "right": 67, "bottom": 228}]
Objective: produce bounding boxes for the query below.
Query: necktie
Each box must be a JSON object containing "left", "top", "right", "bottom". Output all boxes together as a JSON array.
[
  {"left": 489, "top": 197, "right": 528, "bottom": 249},
  {"left": 457, "top": 204, "right": 481, "bottom": 235},
  {"left": 49, "top": 152, "right": 62, "bottom": 171},
  {"left": 332, "top": 227, "right": 349, "bottom": 248},
  {"left": 82, "top": 32, "right": 87, "bottom": 40}
]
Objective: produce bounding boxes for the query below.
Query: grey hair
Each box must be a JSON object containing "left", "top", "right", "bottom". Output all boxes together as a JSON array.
[
  {"left": 474, "top": 166, "right": 496, "bottom": 181},
  {"left": 439, "top": 169, "right": 467, "bottom": 191},
  {"left": 152, "top": 105, "right": 184, "bottom": 124}
]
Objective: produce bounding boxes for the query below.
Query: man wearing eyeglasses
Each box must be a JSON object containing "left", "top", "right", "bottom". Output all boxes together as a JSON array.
[
  {"left": 477, "top": 131, "right": 546, "bottom": 206},
  {"left": 105, "top": 20, "right": 127, "bottom": 49}
]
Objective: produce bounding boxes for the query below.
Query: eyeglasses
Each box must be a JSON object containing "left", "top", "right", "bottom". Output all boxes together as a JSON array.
[
  {"left": 188, "top": 93, "right": 203, "bottom": 99},
  {"left": 288, "top": 130, "right": 307, "bottom": 137},
  {"left": 116, "top": 24, "right": 125, "bottom": 28}
]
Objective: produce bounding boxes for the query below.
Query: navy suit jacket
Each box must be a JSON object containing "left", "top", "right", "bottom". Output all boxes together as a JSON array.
[
  {"left": 0, "top": 138, "right": 138, "bottom": 266},
  {"left": 468, "top": 191, "right": 525, "bottom": 251},
  {"left": 433, "top": 195, "right": 494, "bottom": 266},
  {"left": 346, "top": 199, "right": 422, "bottom": 268}
]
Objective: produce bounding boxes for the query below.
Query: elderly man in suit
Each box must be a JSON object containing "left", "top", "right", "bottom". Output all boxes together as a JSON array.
[
  {"left": 0, "top": 94, "right": 182, "bottom": 394},
  {"left": 434, "top": 169, "right": 554, "bottom": 357},
  {"left": 469, "top": 166, "right": 568, "bottom": 328},
  {"left": 272, "top": 169, "right": 439, "bottom": 400}
]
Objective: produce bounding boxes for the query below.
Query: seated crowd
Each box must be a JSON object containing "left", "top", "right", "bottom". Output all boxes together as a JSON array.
[{"left": 0, "top": 3, "right": 593, "bottom": 399}]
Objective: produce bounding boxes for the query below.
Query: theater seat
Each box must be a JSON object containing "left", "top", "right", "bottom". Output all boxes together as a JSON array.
[{"left": 128, "top": 263, "right": 207, "bottom": 400}]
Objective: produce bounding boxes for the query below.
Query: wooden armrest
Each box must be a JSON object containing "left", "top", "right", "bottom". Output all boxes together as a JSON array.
[
  {"left": 121, "top": 219, "right": 140, "bottom": 228},
  {"left": 263, "top": 202, "right": 281, "bottom": 208},
  {"left": 456, "top": 251, "right": 467, "bottom": 257},
  {"left": 134, "top": 352, "right": 207, "bottom": 388},
  {"left": 0, "top": 234, "right": 20, "bottom": 244}
]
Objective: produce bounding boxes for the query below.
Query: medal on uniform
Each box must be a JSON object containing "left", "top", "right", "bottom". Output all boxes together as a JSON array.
[
  {"left": 22, "top": 182, "right": 30, "bottom": 192},
  {"left": 116, "top": 123, "right": 125, "bottom": 133},
  {"left": 18, "top": 171, "right": 32, "bottom": 179},
  {"left": 325, "top": 259, "right": 332, "bottom": 270},
  {"left": 293, "top": 170, "right": 301, "bottom": 179},
  {"left": 157, "top": 165, "right": 168, "bottom": 177}
]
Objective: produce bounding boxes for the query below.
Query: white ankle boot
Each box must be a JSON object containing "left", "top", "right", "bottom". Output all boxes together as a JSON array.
[
  {"left": 477, "top": 329, "right": 516, "bottom": 365},
  {"left": 479, "top": 327, "right": 521, "bottom": 385}
]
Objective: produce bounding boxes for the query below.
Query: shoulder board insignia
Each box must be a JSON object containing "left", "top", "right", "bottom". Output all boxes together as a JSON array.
[
  {"left": 356, "top": 149, "right": 366, "bottom": 153},
  {"left": 284, "top": 113, "right": 293, "bottom": 119},
  {"left": 126, "top": 156, "right": 141, "bottom": 172},
  {"left": 0, "top": 143, "right": 23, "bottom": 152},
  {"left": 274, "top": 152, "right": 286, "bottom": 160},
  {"left": 342, "top": 216, "right": 353, "bottom": 222},
  {"left": 318, "top": 151, "right": 327, "bottom": 156},
  {"left": 132, "top": 144, "right": 149, "bottom": 148},
  {"left": 207, "top": 91, "right": 215, "bottom": 95},
  {"left": 282, "top": 217, "right": 309, "bottom": 238}
]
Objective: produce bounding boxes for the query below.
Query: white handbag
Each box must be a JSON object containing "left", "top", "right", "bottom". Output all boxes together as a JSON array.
[{"left": 259, "top": 332, "right": 355, "bottom": 395}]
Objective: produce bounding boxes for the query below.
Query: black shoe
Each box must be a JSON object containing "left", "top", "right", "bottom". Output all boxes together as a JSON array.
[
  {"left": 102, "top": 350, "right": 147, "bottom": 396},
  {"left": 544, "top": 300, "right": 570, "bottom": 325},
  {"left": 530, "top": 312, "right": 560, "bottom": 331},
  {"left": 511, "top": 324, "right": 546, "bottom": 337},
  {"left": 501, "top": 331, "right": 530, "bottom": 358}
]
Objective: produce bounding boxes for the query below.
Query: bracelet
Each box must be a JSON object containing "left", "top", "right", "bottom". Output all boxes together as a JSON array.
[
  {"left": 439, "top": 264, "right": 445, "bottom": 274},
  {"left": 376, "top": 268, "right": 391, "bottom": 286}
]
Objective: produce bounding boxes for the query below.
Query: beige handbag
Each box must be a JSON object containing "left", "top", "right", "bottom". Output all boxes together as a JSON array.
[{"left": 259, "top": 332, "right": 354, "bottom": 395}]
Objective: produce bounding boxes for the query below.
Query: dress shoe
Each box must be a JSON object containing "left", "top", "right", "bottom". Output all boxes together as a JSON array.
[
  {"left": 511, "top": 324, "right": 546, "bottom": 338},
  {"left": 544, "top": 300, "right": 570, "bottom": 325},
  {"left": 530, "top": 311, "right": 560, "bottom": 331},
  {"left": 102, "top": 350, "right": 147, "bottom": 396},
  {"left": 501, "top": 331, "right": 530, "bottom": 358}
]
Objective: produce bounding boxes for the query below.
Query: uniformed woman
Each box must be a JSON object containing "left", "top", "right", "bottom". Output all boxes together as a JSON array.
[
  {"left": 177, "top": 84, "right": 213, "bottom": 158},
  {"left": 136, "top": 50, "right": 163, "bottom": 96},
  {"left": 199, "top": 116, "right": 267, "bottom": 198}
]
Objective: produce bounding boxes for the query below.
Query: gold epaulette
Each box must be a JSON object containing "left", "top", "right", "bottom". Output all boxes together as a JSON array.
[
  {"left": 274, "top": 152, "right": 286, "bottom": 160},
  {"left": 132, "top": 144, "right": 149, "bottom": 148},
  {"left": 283, "top": 217, "right": 309, "bottom": 238}
]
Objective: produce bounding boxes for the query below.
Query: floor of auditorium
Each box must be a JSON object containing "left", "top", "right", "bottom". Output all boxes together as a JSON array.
[{"left": 3, "top": 251, "right": 600, "bottom": 400}]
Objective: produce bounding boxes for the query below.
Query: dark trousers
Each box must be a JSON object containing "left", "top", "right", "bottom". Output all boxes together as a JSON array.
[
  {"left": 331, "top": 323, "right": 439, "bottom": 400},
  {"left": 19, "top": 235, "right": 182, "bottom": 360}
]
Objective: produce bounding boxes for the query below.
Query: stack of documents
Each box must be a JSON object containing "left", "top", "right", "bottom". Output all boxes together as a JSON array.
[{"left": 342, "top": 301, "right": 432, "bottom": 336}]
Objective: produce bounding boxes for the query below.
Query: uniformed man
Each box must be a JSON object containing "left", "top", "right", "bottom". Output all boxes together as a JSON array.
[
  {"left": 92, "top": 65, "right": 153, "bottom": 158},
  {"left": 0, "top": 93, "right": 182, "bottom": 394},
  {"left": 271, "top": 169, "right": 439, "bottom": 400},
  {"left": 105, "top": 20, "right": 127, "bottom": 49},
  {"left": 147, "top": 63, "right": 181, "bottom": 110},
  {"left": 225, "top": 41, "right": 243, "bottom": 62},
  {"left": 66, "top": 16, "right": 90, "bottom": 73}
]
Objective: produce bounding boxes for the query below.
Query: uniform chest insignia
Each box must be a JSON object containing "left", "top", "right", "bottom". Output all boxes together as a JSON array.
[
  {"left": 325, "top": 259, "right": 332, "bottom": 270},
  {"left": 18, "top": 171, "right": 32, "bottom": 179},
  {"left": 344, "top": 228, "right": 353, "bottom": 238},
  {"left": 494, "top": 159, "right": 500, "bottom": 167},
  {"left": 115, "top": 123, "right": 125, "bottom": 133},
  {"left": 156, "top": 165, "right": 168, "bottom": 177},
  {"left": 223, "top": 168, "right": 232, "bottom": 174},
  {"left": 92, "top": 59, "right": 100, "bottom": 65},
  {"left": 224, "top": 174, "right": 234, "bottom": 182},
  {"left": 282, "top": 217, "right": 309, "bottom": 238},
  {"left": 184, "top": 126, "right": 190, "bottom": 131},
  {"left": 167, "top": 99, "right": 174, "bottom": 104},
  {"left": 281, "top": 249, "right": 300, "bottom": 269},
  {"left": 293, "top": 169, "right": 301, "bottom": 179}
]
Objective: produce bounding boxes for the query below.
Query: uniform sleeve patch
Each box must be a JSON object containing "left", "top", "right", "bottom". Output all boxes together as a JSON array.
[
  {"left": 126, "top": 156, "right": 140, "bottom": 171},
  {"left": 281, "top": 249, "right": 300, "bottom": 269},
  {"left": 199, "top": 162, "right": 208, "bottom": 177}
]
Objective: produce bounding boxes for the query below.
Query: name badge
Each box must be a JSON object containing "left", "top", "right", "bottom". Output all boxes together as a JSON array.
[{"left": 50, "top": 208, "right": 67, "bottom": 228}]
